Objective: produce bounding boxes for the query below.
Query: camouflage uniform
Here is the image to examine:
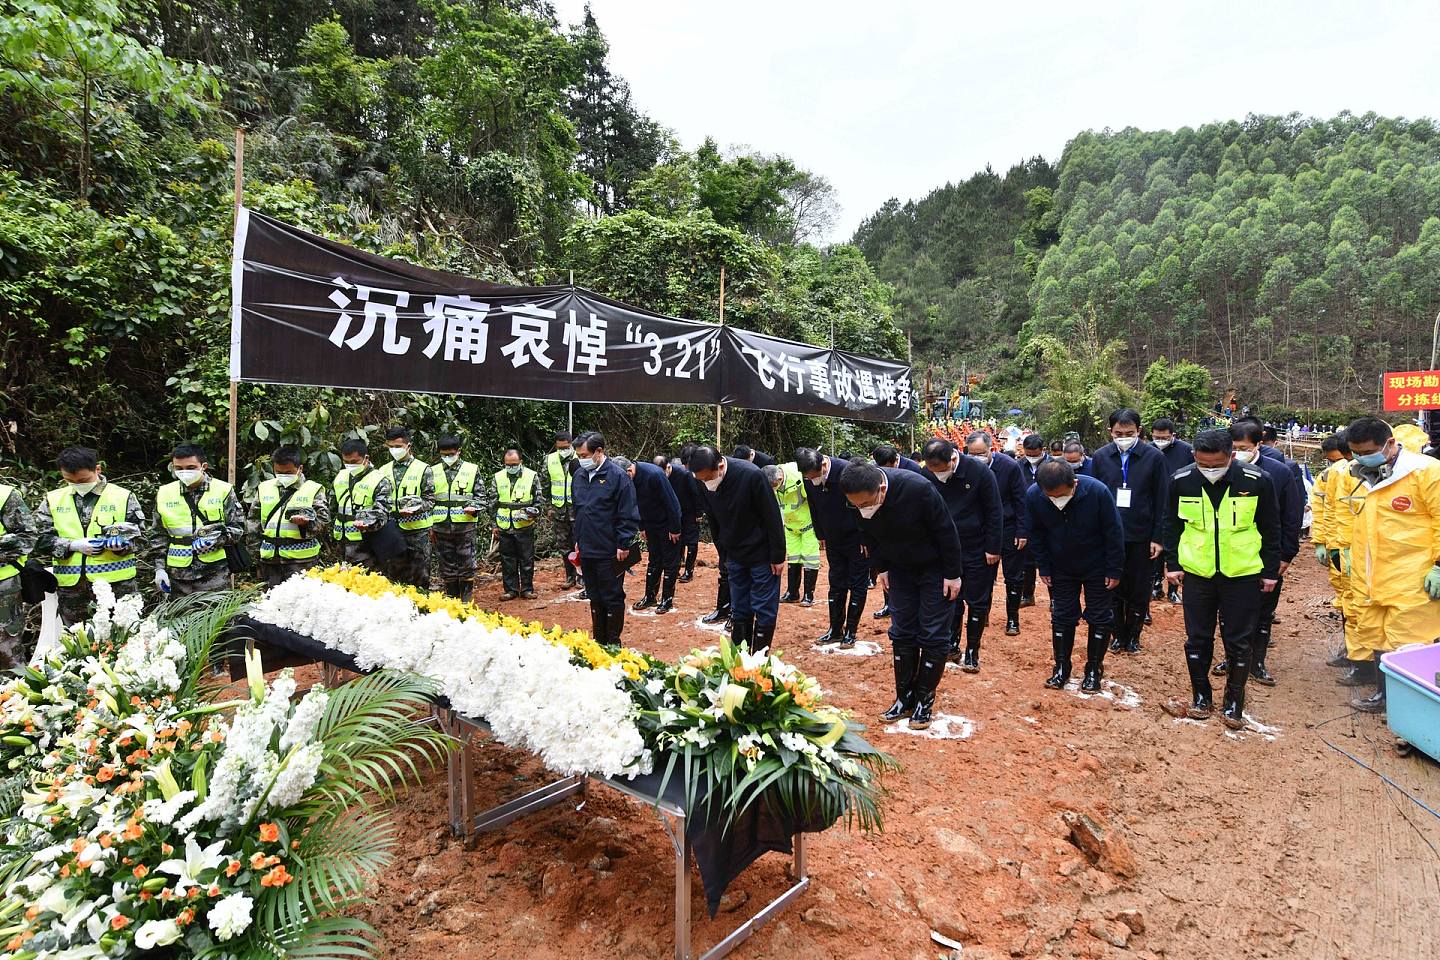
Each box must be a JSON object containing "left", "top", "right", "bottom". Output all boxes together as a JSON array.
[
  {"left": 248, "top": 483, "right": 331, "bottom": 587},
  {"left": 150, "top": 476, "right": 247, "bottom": 598},
  {"left": 539, "top": 449, "right": 579, "bottom": 586},
  {"left": 0, "top": 485, "right": 39, "bottom": 668},
  {"left": 333, "top": 467, "right": 393, "bottom": 572},
  {"left": 34, "top": 479, "right": 147, "bottom": 626},
  {"left": 379, "top": 455, "right": 435, "bottom": 589},
  {"left": 432, "top": 459, "right": 487, "bottom": 601}
]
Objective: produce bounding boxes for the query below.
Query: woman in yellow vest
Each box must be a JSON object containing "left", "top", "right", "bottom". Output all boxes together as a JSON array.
[
  {"left": 0, "top": 481, "right": 37, "bottom": 664},
  {"left": 150, "top": 443, "right": 246, "bottom": 597},
  {"left": 380, "top": 427, "right": 436, "bottom": 588},
  {"left": 431, "top": 434, "right": 485, "bottom": 601},
  {"left": 333, "top": 438, "right": 393, "bottom": 570},
  {"left": 1342, "top": 418, "right": 1440, "bottom": 713},
  {"left": 491, "top": 447, "right": 539, "bottom": 600},
  {"left": 34, "top": 446, "right": 148, "bottom": 626},
  {"left": 250, "top": 446, "right": 330, "bottom": 587}
]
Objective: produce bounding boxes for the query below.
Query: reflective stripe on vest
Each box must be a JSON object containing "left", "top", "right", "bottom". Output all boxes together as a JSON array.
[
  {"left": 332, "top": 468, "right": 384, "bottom": 541},
  {"left": 258, "top": 479, "right": 323, "bottom": 561},
  {"left": 155, "top": 479, "right": 231, "bottom": 569},
  {"left": 432, "top": 461, "right": 480, "bottom": 524},
  {"left": 494, "top": 468, "right": 537, "bottom": 530},
  {"left": 382, "top": 460, "right": 434, "bottom": 531},
  {"left": 544, "top": 451, "right": 573, "bottom": 507},
  {"left": 47, "top": 483, "right": 137, "bottom": 586},
  {"left": 1176, "top": 490, "right": 1264, "bottom": 579},
  {"left": 0, "top": 485, "right": 27, "bottom": 582}
]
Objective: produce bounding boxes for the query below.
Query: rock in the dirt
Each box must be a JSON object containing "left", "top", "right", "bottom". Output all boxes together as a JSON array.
[
  {"left": 1115, "top": 908, "right": 1146, "bottom": 934},
  {"left": 439, "top": 905, "right": 486, "bottom": 933},
  {"left": 800, "top": 906, "right": 850, "bottom": 933},
  {"left": 587, "top": 854, "right": 611, "bottom": 872},
  {"left": 418, "top": 891, "right": 443, "bottom": 917},
  {"left": 1061, "top": 810, "right": 1138, "bottom": 878},
  {"left": 1160, "top": 698, "right": 1190, "bottom": 718},
  {"left": 916, "top": 891, "right": 968, "bottom": 942},
  {"left": 411, "top": 859, "right": 444, "bottom": 885},
  {"left": 718, "top": 889, "right": 750, "bottom": 913},
  {"left": 1090, "top": 917, "right": 1131, "bottom": 947},
  {"left": 934, "top": 827, "right": 996, "bottom": 872},
  {"left": 1057, "top": 857, "right": 1086, "bottom": 877}
]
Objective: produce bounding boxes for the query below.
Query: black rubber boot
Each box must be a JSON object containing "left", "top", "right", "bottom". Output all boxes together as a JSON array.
[
  {"left": 1185, "top": 654, "right": 1214, "bottom": 719},
  {"left": 962, "top": 612, "right": 984, "bottom": 673},
  {"left": 1352, "top": 660, "right": 1386, "bottom": 713},
  {"left": 1080, "top": 625, "right": 1107, "bottom": 692},
  {"left": 730, "top": 615, "right": 755, "bottom": 653},
  {"left": 1004, "top": 586, "right": 1021, "bottom": 636},
  {"left": 590, "top": 606, "right": 609, "bottom": 644},
  {"left": 458, "top": 582, "right": 474, "bottom": 604},
  {"left": 1167, "top": 584, "right": 1181, "bottom": 604},
  {"left": 873, "top": 589, "right": 891, "bottom": 618},
  {"left": 562, "top": 565, "right": 578, "bottom": 589},
  {"left": 909, "top": 652, "right": 948, "bottom": 729},
  {"left": 1045, "top": 625, "right": 1076, "bottom": 689},
  {"left": 1125, "top": 611, "right": 1143, "bottom": 654},
  {"left": 605, "top": 607, "right": 626, "bottom": 646},
  {"left": 1221, "top": 685, "right": 1246, "bottom": 729},
  {"left": 841, "top": 594, "right": 865, "bottom": 648},
  {"left": 701, "top": 605, "right": 730, "bottom": 624},
  {"left": 1325, "top": 642, "right": 1350, "bottom": 668},
  {"left": 1020, "top": 567, "right": 1037, "bottom": 607},
  {"left": 801, "top": 567, "right": 818, "bottom": 606},
  {"left": 1212, "top": 658, "right": 1230, "bottom": 676},
  {"left": 1109, "top": 618, "right": 1127, "bottom": 653},
  {"left": 780, "top": 564, "right": 802, "bottom": 603},
  {"left": 752, "top": 619, "right": 776, "bottom": 654},
  {"left": 679, "top": 543, "right": 697, "bottom": 582},
  {"left": 632, "top": 594, "right": 656, "bottom": 611},
  {"left": 881, "top": 643, "right": 921, "bottom": 721},
  {"left": 946, "top": 602, "right": 964, "bottom": 664},
  {"left": 1336, "top": 658, "right": 1376, "bottom": 687}
]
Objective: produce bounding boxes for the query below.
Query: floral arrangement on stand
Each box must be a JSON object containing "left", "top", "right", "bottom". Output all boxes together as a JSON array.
[
  {"left": 0, "top": 582, "right": 449, "bottom": 959},
  {"left": 252, "top": 566, "right": 896, "bottom": 833}
]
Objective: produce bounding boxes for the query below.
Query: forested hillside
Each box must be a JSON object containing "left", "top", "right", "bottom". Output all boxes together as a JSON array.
[
  {"left": 0, "top": 0, "right": 903, "bottom": 483},
  {"left": 858, "top": 113, "right": 1440, "bottom": 426}
]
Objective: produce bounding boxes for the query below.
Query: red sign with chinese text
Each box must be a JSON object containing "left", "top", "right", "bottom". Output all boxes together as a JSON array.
[{"left": 1382, "top": 370, "right": 1440, "bottom": 411}]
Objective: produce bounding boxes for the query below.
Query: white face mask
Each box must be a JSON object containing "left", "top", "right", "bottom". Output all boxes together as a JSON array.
[
  {"left": 858, "top": 503, "right": 881, "bottom": 518},
  {"left": 174, "top": 468, "right": 204, "bottom": 486},
  {"left": 441, "top": 454, "right": 460, "bottom": 466},
  {"left": 1199, "top": 465, "right": 1229, "bottom": 483},
  {"left": 1049, "top": 494, "right": 1073, "bottom": 510},
  {"left": 932, "top": 468, "right": 954, "bottom": 483},
  {"left": 1113, "top": 436, "right": 1138, "bottom": 452},
  {"left": 274, "top": 473, "right": 300, "bottom": 487},
  {"left": 388, "top": 446, "right": 408, "bottom": 461},
  {"left": 1234, "top": 449, "right": 1258, "bottom": 464},
  {"left": 68, "top": 480, "right": 98, "bottom": 496},
  {"left": 344, "top": 462, "right": 366, "bottom": 474},
  {"left": 702, "top": 472, "right": 723, "bottom": 491},
  {"left": 1153, "top": 438, "right": 1173, "bottom": 449},
  {"left": 969, "top": 453, "right": 991, "bottom": 465},
  {"left": 1024, "top": 455, "right": 1043, "bottom": 466}
]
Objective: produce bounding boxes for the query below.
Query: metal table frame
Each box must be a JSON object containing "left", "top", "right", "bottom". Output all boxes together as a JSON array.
[{"left": 436, "top": 709, "right": 810, "bottom": 960}]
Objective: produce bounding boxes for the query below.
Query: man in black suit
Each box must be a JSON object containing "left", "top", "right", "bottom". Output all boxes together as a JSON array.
[
  {"left": 798, "top": 447, "right": 867, "bottom": 647},
  {"left": 616, "top": 457, "right": 682, "bottom": 614},
  {"left": 967, "top": 432, "right": 1030, "bottom": 636},
  {"left": 657, "top": 454, "right": 704, "bottom": 584},
  {"left": 1017, "top": 434, "right": 1049, "bottom": 607},
  {"left": 1149, "top": 417, "right": 1193, "bottom": 603}
]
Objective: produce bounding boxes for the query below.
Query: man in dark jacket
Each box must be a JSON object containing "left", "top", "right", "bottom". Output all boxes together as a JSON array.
[
  {"left": 732, "top": 444, "right": 776, "bottom": 468},
  {"left": 1149, "top": 417, "right": 1194, "bottom": 603},
  {"left": 658, "top": 455, "right": 704, "bottom": 583},
  {"left": 967, "top": 432, "right": 1030, "bottom": 636},
  {"left": 920, "top": 438, "right": 1002, "bottom": 672},
  {"left": 1216, "top": 420, "right": 1301, "bottom": 685},
  {"left": 842, "top": 461, "right": 962, "bottom": 729},
  {"left": 1026, "top": 461, "right": 1125, "bottom": 692},
  {"left": 1017, "top": 434, "right": 1049, "bottom": 607},
  {"left": 1061, "top": 441, "right": 1093, "bottom": 476},
  {"left": 571, "top": 432, "right": 641, "bottom": 645},
  {"left": 1165, "top": 429, "right": 1281, "bottom": 728},
  {"left": 690, "top": 446, "right": 785, "bottom": 652},
  {"left": 799, "top": 448, "right": 868, "bottom": 647},
  {"left": 1090, "top": 409, "right": 1170, "bottom": 655},
  {"left": 619, "top": 457, "right": 682, "bottom": 614},
  {"left": 868, "top": 443, "right": 923, "bottom": 619}
]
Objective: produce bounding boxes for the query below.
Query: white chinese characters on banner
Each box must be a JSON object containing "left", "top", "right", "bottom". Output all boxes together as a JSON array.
[
  {"left": 563, "top": 310, "right": 607, "bottom": 375},
  {"left": 501, "top": 305, "right": 555, "bottom": 369},
  {"left": 422, "top": 295, "right": 491, "bottom": 363},
  {"left": 327, "top": 279, "right": 411, "bottom": 354}
]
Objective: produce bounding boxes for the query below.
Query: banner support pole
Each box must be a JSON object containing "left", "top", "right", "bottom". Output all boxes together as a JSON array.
[
  {"left": 568, "top": 270, "right": 575, "bottom": 436},
  {"left": 907, "top": 333, "right": 915, "bottom": 454},
  {"left": 716, "top": 266, "right": 725, "bottom": 447},
  {"left": 227, "top": 127, "right": 245, "bottom": 485},
  {"left": 828, "top": 314, "right": 836, "bottom": 454}
]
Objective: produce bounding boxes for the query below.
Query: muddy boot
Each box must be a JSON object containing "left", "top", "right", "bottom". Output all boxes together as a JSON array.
[
  {"left": 1109, "top": 620, "right": 1127, "bottom": 653},
  {"left": 841, "top": 594, "right": 865, "bottom": 648},
  {"left": 458, "top": 581, "right": 474, "bottom": 604},
  {"left": 1125, "top": 611, "right": 1144, "bottom": 654},
  {"left": 800, "top": 567, "right": 818, "bottom": 607},
  {"left": 1004, "top": 586, "right": 1021, "bottom": 636},
  {"left": 909, "top": 652, "right": 947, "bottom": 730},
  {"left": 962, "top": 611, "right": 984, "bottom": 673},
  {"left": 1220, "top": 654, "right": 1250, "bottom": 728},
  {"left": 1080, "top": 625, "right": 1108, "bottom": 692},
  {"left": 779, "top": 564, "right": 802, "bottom": 603},
  {"left": 1045, "top": 625, "right": 1076, "bottom": 689},
  {"left": 1352, "top": 660, "right": 1386, "bottom": 713},
  {"left": 1186, "top": 655, "right": 1214, "bottom": 719},
  {"left": 881, "top": 643, "right": 920, "bottom": 721},
  {"left": 817, "top": 596, "right": 845, "bottom": 644},
  {"left": 1212, "top": 658, "right": 1230, "bottom": 676}
]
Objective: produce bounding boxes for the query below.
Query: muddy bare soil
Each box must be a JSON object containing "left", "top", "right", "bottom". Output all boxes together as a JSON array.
[{"left": 346, "top": 546, "right": 1439, "bottom": 960}]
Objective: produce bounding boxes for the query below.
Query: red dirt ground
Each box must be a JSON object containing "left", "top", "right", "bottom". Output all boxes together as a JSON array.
[{"left": 333, "top": 546, "right": 1439, "bottom": 960}]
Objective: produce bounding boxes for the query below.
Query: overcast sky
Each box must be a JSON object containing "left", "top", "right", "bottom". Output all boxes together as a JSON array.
[{"left": 550, "top": 0, "right": 1440, "bottom": 243}]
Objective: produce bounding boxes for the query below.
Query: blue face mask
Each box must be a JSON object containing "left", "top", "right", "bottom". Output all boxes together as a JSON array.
[{"left": 1353, "top": 443, "right": 1391, "bottom": 468}]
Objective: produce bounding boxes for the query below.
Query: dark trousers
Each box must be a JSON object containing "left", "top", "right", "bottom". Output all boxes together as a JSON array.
[
  {"left": 1049, "top": 572, "right": 1115, "bottom": 630},
  {"left": 580, "top": 554, "right": 625, "bottom": 643},
  {"left": 1182, "top": 573, "right": 1263, "bottom": 696},
  {"left": 681, "top": 517, "right": 700, "bottom": 573},
  {"left": 887, "top": 565, "right": 952, "bottom": 652},
  {"left": 950, "top": 548, "right": 998, "bottom": 642},
  {"left": 1000, "top": 521, "right": 1026, "bottom": 586},
  {"left": 1022, "top": 549, "right": 1039, "bottom": 599},
  {"left": 498, "top": 527, "right": 536, "bottom": 593},
  {"left": 1114, "top": 541, "right": 1153, "bottom": 637},
  {"left": 726, "top": 559, "right": 779, "bottom": 627},
  {"left": 826, "top": 543, "right": 870, "bottom": 606},
  {"left": 643, "top": 526, "right": 681, "bottom": 600},
  {"left": 714, "top": 543, "right": 731, "bottom": 612},
  {"left": 1254, "top": 574, "right": 1284, "bottom": 660}
]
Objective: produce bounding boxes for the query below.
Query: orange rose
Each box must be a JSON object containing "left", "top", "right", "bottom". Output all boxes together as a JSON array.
[
  {"left": 110, "top": 915, "right": 130, "bottom": 930},
  {"left": 132, "top": 865, "right": 148, "bottom": 879},
  {"left": 260, "top": 864, "right": 294, "bottom": 888},
  {"left": 258, "top": 822, "right": 280, "bottom": 843}
]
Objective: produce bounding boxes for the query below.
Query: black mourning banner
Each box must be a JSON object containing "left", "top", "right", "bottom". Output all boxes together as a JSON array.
[{"left": 231, "top": 208, "right": 913, "bottom": 422}]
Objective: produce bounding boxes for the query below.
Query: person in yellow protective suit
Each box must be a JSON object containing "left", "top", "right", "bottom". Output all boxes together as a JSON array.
[
  {"left": 1312, "top": 433, "right": 1357, "bottom": 667},
  {"left": 1342, "top": 417, "right": 1440, "bottom": 713},
  {"left": 765, "top": 463, "right": 820, "bottom": 606}
]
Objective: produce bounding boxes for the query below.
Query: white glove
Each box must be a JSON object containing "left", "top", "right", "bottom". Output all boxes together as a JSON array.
[
  {"left": 72, "top": 538, "right": 104, "bottom": 556},
  {"left": 154, "top": 567, "right": 171, "bottom": 593}
]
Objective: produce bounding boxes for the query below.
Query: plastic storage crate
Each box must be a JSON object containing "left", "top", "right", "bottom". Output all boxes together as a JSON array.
[{"left": 1380, "top": 643, "right": 1440, "bottom": 762}]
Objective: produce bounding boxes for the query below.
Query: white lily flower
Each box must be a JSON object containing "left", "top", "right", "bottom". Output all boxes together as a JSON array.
[
  {"left": 156, "top": 835, "right": 227, "bottom": 892},
  {"left": 134, "top": 918, "right": 182, "bottom": 949}
]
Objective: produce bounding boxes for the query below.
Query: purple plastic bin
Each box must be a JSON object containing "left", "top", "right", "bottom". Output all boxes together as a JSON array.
[{"left": 1380, "top": 644, "right": 1440, "bottom": 762}]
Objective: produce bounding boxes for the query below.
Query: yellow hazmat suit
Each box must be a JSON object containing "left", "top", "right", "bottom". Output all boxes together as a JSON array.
[
  {"left": 1314, "top": 459, "right": 1359, "bottom": 633},
  {"left": 774, "top": 463, "right": 820, "bottom": 569},
  {"left": 1346, "top": 445, "right": 1440, "bottom": 659}
]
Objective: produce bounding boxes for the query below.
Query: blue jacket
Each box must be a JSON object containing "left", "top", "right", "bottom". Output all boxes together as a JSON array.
[
  {"left": 921, "top": 456, "right": 1003, "bottom": 556},
  {"left": 897, "top": 455, "right": 924, "bottom": 475},
  {"left": 572, "top": 457, "right": 640, "bottom": 558},
  {"left": 1157, "top": 438, "right": 1194, "bottom": 473},
  {"left": 667, "top": 463, "right": 704, "bottom": 521},
  {"left": 1065, "top": 456, "right": 1093, "bottom": 476},
  {"left": 804, "top": 455, "right": 863, "bottom": 551},
  {"left": 1252, "top": 451, "right": 1301, "bottom": 561},
  {"left": 988, "top": 452, "right": 1029, "bottom": 536},
  {"left": 858, "top": 467, "right": 963, "bottom": 578},
  {"left": 1026, "top": 474, "right": 1125, "bottom": 580},
  {"left": 631, "top": 460, "right": 681, "bottom": 534},
  {"left": 1090, "top": 441, "right": 1169, "bottom": 545},
  {"left": 1019, "top": 453, "right": 1050, "bottom": 490},
  {"left": 1261, "top": 444, "right": 1306, "bottom": 496}
]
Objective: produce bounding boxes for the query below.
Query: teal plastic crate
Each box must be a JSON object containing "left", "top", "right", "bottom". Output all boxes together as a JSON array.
[{"left": 1380, "top": 644, "right": 1440, "bottom": 762}]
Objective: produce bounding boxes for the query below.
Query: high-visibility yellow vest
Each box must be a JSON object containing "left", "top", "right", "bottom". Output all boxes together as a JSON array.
[
  {"left": 332, "top": 467, "right": 385, "bottom": 542},
  {"left": 381, "top": 459, "right": 434, "bottom": 531},
  {"left": 432, "top": 461, "right": 480, "bottom": 524},
  {"left": 47, "top": 483, "right": 137, "bottom": 587},
  {"left": 155, "top": 479, "right": 231, "bottom": 569},
  {"left": 0, "top": 484, "right": 28, "bottom": 582},
  {"left": 494, "top": 468, "right": 537, "bottom": 530},
  {"left": 1176, "top": 487, "right": 1264, "bottom": 579},
  {"left": 544, "top": 451, "right": 573, "bottom": 508},
  {"left": 257, "top": 478, "right": 323, "bottom": 561},
  {"left": 775, "top": 462, "right": 813, "bottom": 533}
]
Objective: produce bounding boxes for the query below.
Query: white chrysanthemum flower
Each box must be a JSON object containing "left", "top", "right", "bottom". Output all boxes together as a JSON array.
[{"left": 208, "top": 892, "right": 254, "bottom": 941}]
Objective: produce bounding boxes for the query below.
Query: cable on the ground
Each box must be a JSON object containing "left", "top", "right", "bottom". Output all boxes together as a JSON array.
[{"left": 1314, "top": 709, "right": 1440, "bottom": 837}]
